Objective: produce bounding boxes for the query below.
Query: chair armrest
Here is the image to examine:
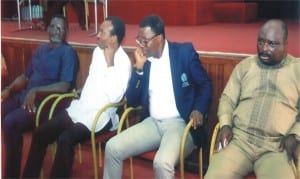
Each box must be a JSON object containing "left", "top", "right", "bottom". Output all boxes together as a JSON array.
[
  {"left": 117, "top": 106, "right": 142, "bottom": 134},
  {"left": 90, "top": 100, "right": 127, "bottom": 137},
  {"left": 36, "top": 93, "right": 61, "bottom": 127},
  {"left": 209, "top": 122, "right": 220, "bottom": 162},
  {"left": 48, "top": 92, "right": 77, "bottom": 119}
]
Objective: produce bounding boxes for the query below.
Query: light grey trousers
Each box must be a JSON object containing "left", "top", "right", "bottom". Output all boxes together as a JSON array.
[{"left": 103, "top": 117, "right": 194, "bottom": 179}]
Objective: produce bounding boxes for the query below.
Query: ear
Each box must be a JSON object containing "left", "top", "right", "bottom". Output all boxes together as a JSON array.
[{"left": 111, "top": 35, "right": 118, "bottom": 44}]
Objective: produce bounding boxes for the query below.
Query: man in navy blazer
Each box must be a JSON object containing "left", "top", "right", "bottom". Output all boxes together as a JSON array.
[{"left": 104, "top": 14, "right": 212, "bottom": 179}]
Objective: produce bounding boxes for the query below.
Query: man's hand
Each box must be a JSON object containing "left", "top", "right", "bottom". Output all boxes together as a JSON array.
[
  {"left": 190, "top": 110, "right": 204, "bottom": 129},
  {"left": 22, "top": 88, "right": 37, "bottom": 114},
  {"left": 103, "top": 41, "right": 118, "bottom": 67},
  {"left": 216, "top": 125, "right": 233, "bottom": 151},
  {"left": 134, "top": 47, "right": 147, "bottom": 70},
  {"left": 279, "top": 134, "right": 299, "bottom": 162}
]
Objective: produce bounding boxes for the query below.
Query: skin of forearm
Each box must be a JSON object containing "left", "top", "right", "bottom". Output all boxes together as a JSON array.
[
  {"left": 6, "top": 74, "right": 28, "bottom": 94},
  {"left": 31, "top": 81, "right": 71, "bottom": 97}
]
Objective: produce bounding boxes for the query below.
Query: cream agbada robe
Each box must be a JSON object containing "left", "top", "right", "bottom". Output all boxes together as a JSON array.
[
  {"left": 66, "top": 46, "right": 131, "bottom": 132},
  {"left": 218, "top": 54, "right": 300, "bottom": 151}
]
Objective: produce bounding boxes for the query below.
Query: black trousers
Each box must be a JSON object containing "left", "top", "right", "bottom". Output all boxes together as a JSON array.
[
  {"left": 22, "top": 109, "right": 111, "bottom": 178},
  {"left": 45, "top": 0, "right": 86, "bottom": 28},
  {"left": 2, "top": 95, "right": 36, "bottom": 178}
]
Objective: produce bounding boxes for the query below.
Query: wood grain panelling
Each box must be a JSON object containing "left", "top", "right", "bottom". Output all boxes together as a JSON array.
[
  {"left": 199, "top": 54, "right": 243, "bottom": 139},
  {"left": 72, "top": 47, "right": 93, "bottom": 89},
  {"left": 1, "top": 38, "right": 247, "bottom": 144},
  {"left": 1, "top": 39, "right": 40, "bottom": 88}
]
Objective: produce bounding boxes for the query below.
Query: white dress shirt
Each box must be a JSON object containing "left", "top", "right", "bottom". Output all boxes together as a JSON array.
[
  {"left": 148, "top": 41, "right": 180, "bottom": 120},
  {"left": 66, "top": 46, "right": 131, "bottom": 132}
]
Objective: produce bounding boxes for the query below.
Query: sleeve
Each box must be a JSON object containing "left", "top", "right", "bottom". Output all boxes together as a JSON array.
[
  {"left": 101, "top": 49, "right": 132, "bottom": 103},
  {"left": 289, "top": 61, "right": 300, "bottom": 137},
  {"left": 24, "top": 47, "right": 41, "bottom": 78},
  {"left": 189, "top": 51, "right": 213, "bottom": 115},
  {"left": 23, "top": 60, "right": 33, "bottom": 78},
  {"left": 217, "top": 64, "right": 242, "bottom": 128},
  {"left": 126, "top": 70, "right": 144, "bottom": 107},
  {"left": 59, "top": 46, "right": 79, "bottom": 83},
  {"left": 289, "top": 115, "right": 300, "bottom": 138}
]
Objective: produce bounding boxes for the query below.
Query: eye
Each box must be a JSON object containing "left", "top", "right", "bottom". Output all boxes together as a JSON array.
[
  {"left": 257, "top": 39, "right": 264, "bottom": 46},
  {"left": 268, "top": 41, "right": 280, "bottom": 48}
]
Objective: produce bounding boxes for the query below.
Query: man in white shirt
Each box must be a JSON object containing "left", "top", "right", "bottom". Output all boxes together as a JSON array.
[{"left": 22, "top": 16, "right": 131, "bottom": 178}]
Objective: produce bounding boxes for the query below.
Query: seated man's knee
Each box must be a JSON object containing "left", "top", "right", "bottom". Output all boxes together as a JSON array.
[
  {"left": 57, "top": 132, "right": 75, "bottom": 147},
  {"left": 105, "top": 139, "right": 117, "bottom": 155},
  {"left": 153, "top": 158, "right": 174, "bottom": 176},
  {"left": 3, "top": 113, "right": 17, "bottom": 132}
]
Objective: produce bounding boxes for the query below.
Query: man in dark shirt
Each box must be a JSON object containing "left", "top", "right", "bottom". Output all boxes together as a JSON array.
[{"left": 1, "top": 14, "right": 79, "bottom": 178}]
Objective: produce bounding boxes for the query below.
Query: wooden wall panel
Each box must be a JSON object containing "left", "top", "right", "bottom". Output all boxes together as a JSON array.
[
  {"left": 199, "top": 54, "right": 242, "bottom": 138},
  {"left": 1, "top": 39, "right": 40, "bottom": 88}
]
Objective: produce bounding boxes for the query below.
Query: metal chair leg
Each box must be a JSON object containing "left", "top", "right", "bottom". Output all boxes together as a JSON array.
[{"left": 14, "top": 0, "right": 33, "bottom": 32}]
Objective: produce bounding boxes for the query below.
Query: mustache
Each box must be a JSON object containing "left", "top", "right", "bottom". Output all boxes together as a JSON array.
[{"left": 259, "top": 52, "right": 271, "bottom": 58}]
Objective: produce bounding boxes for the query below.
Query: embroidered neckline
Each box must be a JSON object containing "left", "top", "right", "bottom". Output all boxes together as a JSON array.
[{"left": 256, "top": 55, "right": 289, "bottom": 69}]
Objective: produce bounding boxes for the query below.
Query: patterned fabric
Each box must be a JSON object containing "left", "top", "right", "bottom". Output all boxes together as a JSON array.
[{"left": 218, "top": 54, "right": 300, "bottom": 151}]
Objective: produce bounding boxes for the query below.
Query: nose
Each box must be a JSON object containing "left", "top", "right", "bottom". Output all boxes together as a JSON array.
[{"left": 262, "top": 42, "right": 269, "bottom": 51}]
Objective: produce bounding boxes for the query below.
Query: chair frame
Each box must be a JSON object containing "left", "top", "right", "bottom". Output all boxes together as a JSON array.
[
  {"left": 209, "top": 123, "right": 300, "bottom": 179},
  {"left": 15, "top": 0, "right": 33, "bottom": 31},
  {"left": 117, "top": 106, "right": 204, "bottom": 179},
  {"left": 36, "top": 92, "right": 126, "bottom": 179},
  {"left": 85, "top": 0, "right": 108, "bottom": 36},
  {"left": 180, "top": 119, "right": 203, "bottom": 179}
]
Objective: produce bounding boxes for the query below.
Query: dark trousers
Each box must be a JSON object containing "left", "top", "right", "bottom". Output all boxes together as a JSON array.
[
  {"left": 45, "top": 0, "right": 86, "bottom": 28},
  {"left": 2, "top": 95, "right": 36, "bottom": 178},
  {"left": 22, "top": 110, "right": 112, "bottom": 178}
]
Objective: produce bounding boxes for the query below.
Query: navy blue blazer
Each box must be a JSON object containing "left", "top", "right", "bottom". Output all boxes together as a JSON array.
[{"left": 126, "top": 41, "right": 212, "bottom": 147}]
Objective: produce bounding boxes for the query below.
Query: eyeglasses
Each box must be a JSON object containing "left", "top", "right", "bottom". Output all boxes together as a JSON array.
[
  {"left": 257, "top": 38, "right": 281, "bottom": 48},
  {"left": 136, "top": 34, "right": 159, "bottom": 46}
]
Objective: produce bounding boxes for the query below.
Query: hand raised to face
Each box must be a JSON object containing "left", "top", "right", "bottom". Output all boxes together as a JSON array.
[{"left": 134, "top": 47, "right": 147, "bottom": 70}]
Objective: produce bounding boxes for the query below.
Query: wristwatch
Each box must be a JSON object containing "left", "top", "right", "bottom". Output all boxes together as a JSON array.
[{"left": 134, "top": 67, "right": 143, "bottom": 75}]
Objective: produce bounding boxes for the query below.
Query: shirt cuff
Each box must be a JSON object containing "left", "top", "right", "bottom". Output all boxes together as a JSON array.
[
  {"left": 219, "top": 114, "right": 233, "bottom": 128},
  {"left": 134, "top": 67, "right": 143, "bottom": 75}
]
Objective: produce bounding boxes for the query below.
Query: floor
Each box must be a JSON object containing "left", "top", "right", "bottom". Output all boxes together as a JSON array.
[{"left": 1, "top": 132, "right": 201, "bottom": 179}]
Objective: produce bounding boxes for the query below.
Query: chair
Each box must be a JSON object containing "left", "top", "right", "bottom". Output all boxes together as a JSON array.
[
  {"left": 117, "top": 107, "right": 204, "bottom": 179},
  {"left": 84, "top": 0, "right": 108, "bottom": 36},
  {"left": 180, "top": 120, "right": 204, "bottom": 179},
  {"left": 117, "top": 106, "right": 142, "bottom": 179},
  {"left": 36, "top": 92, "right": 127, "bottom": 179},
  {"left": 209, "top": 123, "right": 300, "bottom": 179}
]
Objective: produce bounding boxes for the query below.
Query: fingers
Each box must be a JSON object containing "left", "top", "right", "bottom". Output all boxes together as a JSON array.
[
  {"left": 23, "top": 97, "right": 37, "bottom": 114},
  {"left": 222, "top": 138, "right": 228, "bottom": 148},
  {"left": 23, "top": 103, "right": 37, "bottom": 113},
  {"left": 191, "top": 117, "right": 203, "bottom": 129}
]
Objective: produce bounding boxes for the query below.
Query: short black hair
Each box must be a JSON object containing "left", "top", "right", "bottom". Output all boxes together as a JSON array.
[
  {"left": 106, "top": 16, "right": 125, "bottom": 44},
  {"left": 139, "top": 14, "right": 165, "bottom": 38}
]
